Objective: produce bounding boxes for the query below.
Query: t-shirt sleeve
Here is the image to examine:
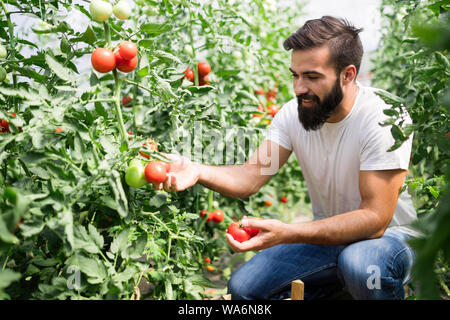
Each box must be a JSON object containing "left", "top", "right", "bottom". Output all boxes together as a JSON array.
[
  {"left": 265, "top": 100, "right": 294, "bottom": 151},
  {"left": 360, "top": 108, "right": 413, "bottom": 171}
]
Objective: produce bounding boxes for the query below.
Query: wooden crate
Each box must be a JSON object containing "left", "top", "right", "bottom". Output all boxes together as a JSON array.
[{"left": 222, "top": 280, "right": 304, "bottom": 300}]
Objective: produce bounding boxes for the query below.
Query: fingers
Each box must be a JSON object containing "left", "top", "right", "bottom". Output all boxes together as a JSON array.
[
  {"left": 241, "top": 217, "right": 269, "bottom": 230},
  {"left": 226, "top": 233, "right": 262, "bottom": 252}
]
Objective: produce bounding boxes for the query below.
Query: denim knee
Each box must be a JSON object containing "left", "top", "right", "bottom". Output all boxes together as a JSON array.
[{"left": 337, "top": 232, "right": 414, "bottom": 300}]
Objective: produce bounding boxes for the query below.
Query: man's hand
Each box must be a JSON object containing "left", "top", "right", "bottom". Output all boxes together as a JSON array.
[
  {"left": 226, "top": 217, "right": 287, "bottom": 252},
  {"left": 152, "top": 154, "right": 201, "bottom": 192}
]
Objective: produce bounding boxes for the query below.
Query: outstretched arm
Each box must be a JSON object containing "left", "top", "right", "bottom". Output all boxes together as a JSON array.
[{"left": 155, "top": 140, "right": 292, "bottom": 198}]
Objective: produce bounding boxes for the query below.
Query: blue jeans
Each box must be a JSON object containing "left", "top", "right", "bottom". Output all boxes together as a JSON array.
[{"left": 227, "top": 228, "right": 415, "bottom": 300}]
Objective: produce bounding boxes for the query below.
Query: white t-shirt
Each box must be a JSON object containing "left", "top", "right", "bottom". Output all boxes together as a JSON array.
[{"left": 266, "top": 84, "right": 420, "bottom": 237}]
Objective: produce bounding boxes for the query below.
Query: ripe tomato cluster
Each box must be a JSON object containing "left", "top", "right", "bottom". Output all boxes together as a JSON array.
[
  {"left": 91, "top": 41, "right": 138, "bottom": 74},
  {"left": 183, "top": 61, "right": 211, "bottom": 86},
  {"left": 226, "top": 218, "right": 262, "bottom": 243}
]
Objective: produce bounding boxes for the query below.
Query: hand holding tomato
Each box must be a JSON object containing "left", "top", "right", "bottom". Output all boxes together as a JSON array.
[
  {"left": 226, "top": 217, "right": 286, "bottom": 252},
  {"left": 151, "top": 153, "right": 201, "bottom": 192}
]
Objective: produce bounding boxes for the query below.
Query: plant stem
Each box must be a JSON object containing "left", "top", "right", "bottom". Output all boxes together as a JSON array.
[
  {"left": 1, "top": 0, "right": 18, "bottom": 112},
  {"left": 113, "top": 69, "right": 128, "bottom": 145}
]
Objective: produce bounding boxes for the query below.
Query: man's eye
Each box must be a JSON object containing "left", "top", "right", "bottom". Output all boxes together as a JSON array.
[
  {"left": 291, "top": 74, "right": 298, "bottom": 78},
  {"left": 308, "top": 76, "right": 319, "bottom": 80}
]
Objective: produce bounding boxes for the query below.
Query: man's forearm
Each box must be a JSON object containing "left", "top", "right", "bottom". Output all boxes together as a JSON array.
[
  {"left": 283, "top": 209, "right": 388, "bottom": 245},
  {"left": 195, "top": 163, "right": 260, "bottom": 198}
]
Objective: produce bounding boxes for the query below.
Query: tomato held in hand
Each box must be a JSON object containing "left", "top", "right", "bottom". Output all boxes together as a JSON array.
[
  {"left": 118, "top": 41, "right": 137, "bottom": 60},
  {"left": 144, "top": 161, "right": 168, "bottom": 184},
  {"left": 115, "top": 50, "right": 138, "bottom": 73},
  {"left": 91, "top": 48, "right": 116, "bottom": 73},
  {"left": 125, "top": 159, "right": 147, "bottom": 188},
  {"left": 227, "top": 222, "right": 251, "bottom": 243},
  {"left": 243, "top": 217, "right": 263, "bottom": 237},
  {"left": 197, "top": 61, "right": 211, "bottom": 77}
]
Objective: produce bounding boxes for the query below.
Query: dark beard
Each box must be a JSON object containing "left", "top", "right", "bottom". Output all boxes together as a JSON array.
[{"left": 297, "top": 78, "right": 343, "bottom": 131}]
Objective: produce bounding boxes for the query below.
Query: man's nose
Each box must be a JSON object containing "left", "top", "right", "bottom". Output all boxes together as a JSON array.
[{"left": 294, "top": 79, "right": 308, "bottom": 96}]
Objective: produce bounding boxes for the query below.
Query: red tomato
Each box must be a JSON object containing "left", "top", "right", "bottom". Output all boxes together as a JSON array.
[
  {"left": 144, "top": 161, "right": 168, "bottom": 184},
  {"left": 197, "top": 61, "right": 211, "bottom": 77},
  {"left": 255, "top": 88, "right": 265, "bottom": 95},
  {"left": 200, "top": 209, "right": 207, "bottom": 218},
  {"left": 243, "top": 217, "right": 263, "bottom": 237},
  {"left": 204, "top": 257, "right": 211, "bottom": 264},
  {"left": 267, "top": 104, "right": 279, "bottom": 117},
  {"left": 184, "top": 68, "right": 194, "bottom": 82},
  {"left": 210, "top": 209, "right": 224, "bottom": 223},
  {"left": 266, "top": 89, "right": 277, "bottom": 101},
  {"left": 122, "top": 96, "right": 133, "bottom": 106},
  {"left": 280, "top": 196, "right": 288, "bottom": 203},
  {"left": 54, "top": 127, "right": 63, "bottom": 133},
  {"left": 115, "top": 50, "right": 138, "bottom": 73},
  {"left": 264, "top": 200, "right": 272, "bottom": 207},
  {"left": 118, "top": 41, "right": 137, "bottom": 60},
  {"left": 227, "top": 222, "right": 251, "bottom": 243},
  {"left": 91, "top": 48, "right": 116, "bottom": 73},
  {"left": 0, "top": 119, "right": 10, "bottom": 133},
  {"left": 199, "top": 75, "right": 210, "bottom": 86}
]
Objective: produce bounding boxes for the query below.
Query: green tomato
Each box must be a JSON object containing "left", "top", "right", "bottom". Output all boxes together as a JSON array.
[
  {"left": 89, "top": 0, "right": 113, "bottom": 22},
  {"left": 0, "top": 66, "right": 6, "bottom": 82},
  {"left": 113, "top": 0, "right": 131, "bottom": 20},
  {"left": 0, "top": 45, "right": 7, "bottom": 59},
  {"left": 125, "top": 159, "right": 147, "bottom": 188}
]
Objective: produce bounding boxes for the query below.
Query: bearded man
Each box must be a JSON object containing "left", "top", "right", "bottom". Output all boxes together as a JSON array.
[{"left": 157, "top": 16, "right": 418, "bottom": 300}]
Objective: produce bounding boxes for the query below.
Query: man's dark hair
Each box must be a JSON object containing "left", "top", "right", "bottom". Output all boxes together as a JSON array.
[{"left": 283, "top": 16, "right": 364, "bottom": 75}]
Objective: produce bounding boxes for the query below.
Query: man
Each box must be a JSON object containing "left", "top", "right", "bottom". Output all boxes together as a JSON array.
[{"left": 157, "top": 16, "right": 418, "bottom": 300}]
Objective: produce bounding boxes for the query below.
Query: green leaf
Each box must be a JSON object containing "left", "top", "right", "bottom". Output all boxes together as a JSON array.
[
  {"left": 140, "top": 22, "right": 172, "bottom": 36},
  {"left": 45, "top": 54, "right": 77, "bottom": 83},
  {"left": 0, "top": 215, "right": 18, "bottom": 244},
  {"left": 0, "top": 269, "right": 21, "bottom": 299},
  {"left": 73, "top": 254, "right": 107, "bottom": 284},
  {"left": 110, "top": 229, "right": 129, "bottom": 255},
  {"left": 375, "top": 89, "right": 406, "bottom": 105}
]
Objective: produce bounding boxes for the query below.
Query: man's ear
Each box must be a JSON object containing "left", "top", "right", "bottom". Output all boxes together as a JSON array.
[{"left": 342, "top": 65, "right": 357, "bottom": 84}]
